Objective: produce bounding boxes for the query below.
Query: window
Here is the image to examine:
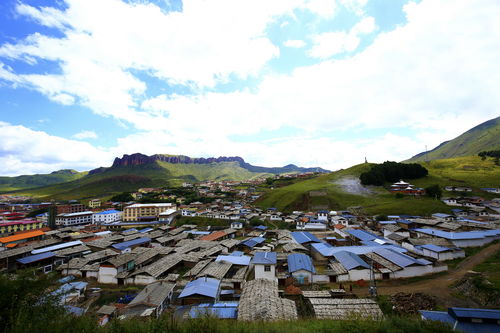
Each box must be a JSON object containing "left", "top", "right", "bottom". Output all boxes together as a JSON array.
[{"left": 264, "top": 265, "right": 271, "bottom": 272}]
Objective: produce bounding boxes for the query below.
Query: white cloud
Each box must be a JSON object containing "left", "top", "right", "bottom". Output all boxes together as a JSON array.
[
  {"left": 0, "top": 122, "right": 110, "bottom": 176},
  {"left": 283, "top": 40, "right": 307, "bottom": 48},
  {"left": 1, "top": 0, "right": 500, "bottom": 175},
  {"left": 73, "top": 130, "right": 98, "bottom": 140},
  {"left": 308, "top": 16, "right": 377, "bottom": 58},
  {"left": 339, "top": 0, "right": 368, "bottom": 16}
]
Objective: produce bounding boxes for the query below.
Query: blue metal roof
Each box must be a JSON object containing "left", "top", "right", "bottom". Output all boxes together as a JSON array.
[
  {"left": 346, "top": 229, "right": 380, "bottom": 242},
  {"left": 122, "top": 228, "right": 138, "bottom": 234},
  {"left": 252, "top": 252, "right": 277, "bottom": 265},
  {"left": 420, "top": 244, "right": 450, "bottom": 253},
  {"left": 95, "top": 209, "right": 121, "bottom": 215},
  {"left": 230, "top": 251, "right": 244, "bottom": 256},
  {"left": 178, "top": 277, "right": 220, "bottom": 299},
  {"left": 254, "top": 225, "right": 268, "bottom": 230},
  {"left": 291, "top": 231, "right": 321, "bottom": 244},
  {"left": 412, "top": 228, "right": 500, "bottom": 240},
  {"left": 138, "top": 228, "right": 153, "bottom": 233},
  {"left": 216, "top": 255, "right": 251, "bottom": 266},
  {"left": 449, "top": 307, "right": 500, "bottom": 320},
  {"left": 333, "top": 251, "right": 369, "bottom": 270},
  {"left": 239, "top": 237, "right": 265, "bottom": 248},
  {"left": 421, "top": 309, "right": 500, "bottom": 333},
  {"left": 311, "top": 242, "right": 407, "bottom": 257},
  {"left": 112, "top": 237, "right": 151, "bottom": 251},
  {"left": 374, "top": 248, "right": 428, "bottom": 267},
  {"left": 432, "top": 213, "right": 452, "bottom": 218},
  {"left": 32, "top": 241, "right": 83, "bottom": 254},
  {"left": 188, "top": 302, "right": 238, "bottom": 319},
  {"left": 287, "top": 253, "right": 315, "bottom": 273},
  {"left": 17, "top": 251, "right": 55, "bottom": 264}
]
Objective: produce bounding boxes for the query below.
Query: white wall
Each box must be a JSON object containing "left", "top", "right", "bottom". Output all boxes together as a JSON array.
[
  {"left": 254, "top": 264, "right": 276, "bottom": 281},
  {"left": 291, "top": 269, "right": 313, "bottom": 284},
  {"left": 98, "top": 266, "right": 118, "bottom": 284}
]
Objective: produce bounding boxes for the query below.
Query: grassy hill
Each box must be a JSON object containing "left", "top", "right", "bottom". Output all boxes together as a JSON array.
[
  {"left": 0, "top": 169, "right": 86, "bottom": 193},
  {"left": 407, "top": 116, "right": 500, "bottom": 162},
  {"left": 8, "top": 161, "right": 271, "bottom": 200},
  {"left": 256, "top": 156, "right": 499, "bottom": 216}
]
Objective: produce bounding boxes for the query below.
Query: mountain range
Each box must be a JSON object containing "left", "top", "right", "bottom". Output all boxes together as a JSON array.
[{"left": 0, "top": 154, "right": 328, "bottom": 198}]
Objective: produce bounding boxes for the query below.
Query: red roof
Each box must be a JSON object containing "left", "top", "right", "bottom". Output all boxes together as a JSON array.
[{"left": 199, "top": 231, "right": 227, "bottom": 241}]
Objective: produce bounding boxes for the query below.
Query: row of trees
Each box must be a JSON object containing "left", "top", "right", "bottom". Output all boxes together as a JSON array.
[{"left": 360, "top": 161, "right": 428, "bottom": 186}]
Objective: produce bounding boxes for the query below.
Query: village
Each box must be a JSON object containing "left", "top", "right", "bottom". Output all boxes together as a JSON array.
[{"left": 0, "top": 177, "right": 499, "bottom": 330}]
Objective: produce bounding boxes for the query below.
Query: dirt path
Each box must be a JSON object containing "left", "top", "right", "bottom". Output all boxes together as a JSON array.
[{"left": 354, "top": 242, "right": 500, "bottom": 305}]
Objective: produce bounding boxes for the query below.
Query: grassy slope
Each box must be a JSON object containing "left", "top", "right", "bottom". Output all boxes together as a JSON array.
[
  {"left": 407, "top": 116, "right": 500, "bottom": 162},
  {"left": 9, "top": 161, "right": 270, "bottom": 200},
  {"left": 256, "top": 156, "right": 499, "bottom": 216},
  {"left": 0, "top": 170, "right": 86, "bottom": 192}
]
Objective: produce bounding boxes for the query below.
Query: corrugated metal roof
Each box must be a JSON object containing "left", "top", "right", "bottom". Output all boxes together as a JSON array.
[
  {"left": 178, "top": 277, "right": 220, "bottom": 299},
  {"left": 16, "top": 251, "right": 55, "bottom": 264},
  {"left": 216, "top": 254, "right": 251, "bottom": 266},
  {"left": 239, "top": 237, "right": 265, "bottom": 248},
  {"left": 290, "top": 231, "right": 321, "bottom": 244},
  {"left": 31, "top": 240, "right": 83, "bottom": 254},
  {"left": 346, "top": 229, "right": 380, "bottom": 242},
  {"left": 420, "top": 244, "right": 450, "bottom": 252},
  {"left": 287, "top": 253, "right": 315, "bottom": 273},
  {"left": 188, "top": 302, "right": 238, "bottom": 319},
  {"left": 413, "top": 228, "right": 500, "bottom": 240},
  {"left": 112, "top": 237, "right": 151, "bottom": 251},
  {"left": 374, "top": 248, "right": 425, "bottom": 267},
  {"left": 0, "top": 230, "right": 45, "bottom": 243},
  {"left": 449, "top": 307, "right": 500, "bottom": 320},
  {"left": 252, "top": 252, "right": 277, "bottom": 265},
  {"left": 333, "top": 251, "right": 369, "bottom": 270}
]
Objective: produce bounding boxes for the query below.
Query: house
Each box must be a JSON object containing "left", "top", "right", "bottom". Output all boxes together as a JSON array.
[
  {"left": 331, "top": 251, "right": 370, "bottom": 281},
  {"left": 178, "top": 277, "right": 221, "bottom": 305},
  {"left": 88, "top": 199, "right": 101, "bottom": 209},
  {"left": 16, "top": 251, "right": 57, "bottom": 273},
  {"left": 412, "top": 228, "right": 500, "bottom": 248},
  {"left": 432, "top": 213, "right": 456, "bottom": 222},
  {"left": 98, "top": 253, "right": 136, "bottom": 284},
  {"left": 237, "top": 237, "right": 265, "bottom": 251},
  {"left": 111, "top": 237, "right": 151, "bottom": 253},
  {"left": 53, "top": 281, "right": 88, "bottom": 304},
  {"left": 231, "top": 221, "right": 243, "bottom": 229},
  {"left": 122, "top": 281, "right": 175, "bottom": 318},
  {"left": 252, "top": 252, "right": 277, "bottom": 281},
  {"left": 93, "top": 210, "right": 122, "bottom": 224},
  {"left": 237, "top": 279, "right": 297, "bottom": 321},
  {"left": 290, "top": 231, "right": 321, "bottom": 248},
  {"left": 317, "top": 210, "right": 329, "bottom": 222},
  {"left": 419, "top": 244, "right": 465, "bottom": 261},
  {"left": 56, "top": 211, "right": 94, "bottom": 226},
  {"left": 187, "top": 302, "right": 239, "bottom": 319},
  {"left": 420, "top": 307, "right": 500, "bottom": 333},
  {"left": 0, "top": 230, "right": 46, "bottom": 248},
  {"left": 287, "top": 253, "right": 315, "bottom": 284}
]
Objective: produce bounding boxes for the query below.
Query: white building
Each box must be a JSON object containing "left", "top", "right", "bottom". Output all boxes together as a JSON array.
[
  {"left": 252, "top": 252, "right": 277, "bottom": 281},
  {"left": 93, "top": 209, "right": 122, "bottom": 224},
  {"left": 56, "top": 211, "right": 94, "bottom": 226},
  {"left": 88, "top": 199, "right": 101, "bottom": 209}
]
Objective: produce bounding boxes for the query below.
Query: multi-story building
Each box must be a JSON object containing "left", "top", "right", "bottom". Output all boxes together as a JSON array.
[
  {"left": 88, "top": 199, "right": 101, "bottom": 209},
  {"left": 93, "top": 209, "right": 122, "bottom": 224},
  {"left": 56, "top": 204, "right": 86, "bottom": 214},
  {"left": 56, "top": 211, "right": 94, "bottom": 226},
  {"left": 0, "top": 220, "right": 46, "bottom": 235},
  {"left": 122, "top": 203, "right": 176, "bottom": 222}
]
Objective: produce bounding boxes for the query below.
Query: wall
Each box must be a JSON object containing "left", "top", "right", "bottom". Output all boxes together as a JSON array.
[
  {"left": 254, "top": 264, "right": 276, "bottom": 281},
  {"left": 98, "top": 266, "right": 118, "bottom": 284}
]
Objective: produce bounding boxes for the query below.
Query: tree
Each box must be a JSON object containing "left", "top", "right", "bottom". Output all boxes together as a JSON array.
[
  {"left": 425, "top": 184, "right": 442, "bottom": 199},
  {"left": 110, "top": 192, "right": 134, "bottom": 202},
  {"left": 375, "top": 214, "right": 388, "bottom": 221},
  {"left": 265, "top": 177, "right": 274, "bottom": 185}
]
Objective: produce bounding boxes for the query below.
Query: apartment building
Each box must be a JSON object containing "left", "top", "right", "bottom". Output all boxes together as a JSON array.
[{"left": 122, "top": 203, "right": 176, "bottom": 222}]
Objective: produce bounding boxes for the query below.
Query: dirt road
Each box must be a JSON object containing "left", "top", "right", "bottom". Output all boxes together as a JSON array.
[{"left": 354, "top": 242, "right": 500, "bottom": 306}]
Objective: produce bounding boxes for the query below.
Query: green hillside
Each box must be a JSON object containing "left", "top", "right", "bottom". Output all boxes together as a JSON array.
[
  {"left": 9, "top": 161, "right": 271, "bottom": 200},
  {"left": 0, "top": 169, "right": 86, "bottom": 193},
  {"left": 256, "top": 156, "right": 499, "bottom": 216},
  {"left": 407, "top": 116, "right": 500, "bottom": 162}
]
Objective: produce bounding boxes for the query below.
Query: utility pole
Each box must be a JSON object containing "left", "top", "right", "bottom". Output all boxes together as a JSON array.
[{"left": 368, "top": 259, "right": 377, "bottom": 298}]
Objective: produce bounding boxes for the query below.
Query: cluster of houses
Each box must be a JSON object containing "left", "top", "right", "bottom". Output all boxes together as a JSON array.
[{"left": 0, "top": 199, "right": 498, "bottom": 325}]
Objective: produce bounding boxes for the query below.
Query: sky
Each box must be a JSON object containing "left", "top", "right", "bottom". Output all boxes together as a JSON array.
[{"left": 0, "top": 0, "right": 499, "bottom": 176}]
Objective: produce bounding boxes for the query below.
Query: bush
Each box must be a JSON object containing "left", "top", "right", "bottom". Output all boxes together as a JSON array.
[
  {"left": 360, "top": 161, "right": 428, "bottom": 186},
  {"left": 425, "top": 184, "right": 442, "bottom": 199}
]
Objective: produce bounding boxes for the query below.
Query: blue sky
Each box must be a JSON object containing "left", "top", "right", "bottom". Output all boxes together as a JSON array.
[{"left": 0, "top": 0, "right": 499, "bottom": 176}]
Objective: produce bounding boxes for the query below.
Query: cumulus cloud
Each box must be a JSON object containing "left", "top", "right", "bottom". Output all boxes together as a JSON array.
[
  {"left": 0, "top": 0, "right": 499, "bottom": 175},
  {"left": 308, "top": 16, "right": 377, "bottom": 58},
  {"left": 72, "top": 130, "right": 98, "bottom": 140},
  {"left": 283, "top": 40, "right": 307, "bottom": 48},
  {"left": 0, "top": 122, "right": 110, "bottom": 176}
]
